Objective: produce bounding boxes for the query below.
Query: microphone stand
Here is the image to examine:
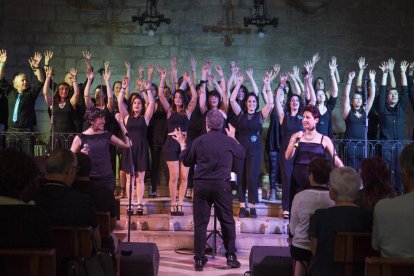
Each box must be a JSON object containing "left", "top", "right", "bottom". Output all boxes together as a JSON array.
[
  {"left": 50, "top": 78, "right": 55, "bottom": 152},
  {"left": 363, "top": 74, "right": 369, "bottom": 158}
]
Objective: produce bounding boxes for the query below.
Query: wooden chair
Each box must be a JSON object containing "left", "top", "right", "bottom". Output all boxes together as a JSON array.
[
  {"left": 333, "top": 232, "right": 379, "bottom": 276},
  {"left": 365, "top": 257, "right": 414, "bottom": 276},
  {"left": 0, "top": 248, "right": 55, "bottom": 276},
  {"left": 52, "top": 226, "right": 93, "bottom": 259},
  {"left": 96, "top": 211, "right": 111, "bottom": 238}
]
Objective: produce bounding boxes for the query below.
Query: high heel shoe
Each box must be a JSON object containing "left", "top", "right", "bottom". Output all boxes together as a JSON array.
[
  {"left": 136, "top": 204, "right": 144, "bottom": 216},
  {"left": 176, "top": 204, "right": 184, "bottom": 216},
  {"left": 170, "top": 205, "right": 177, "bottom": 216}
]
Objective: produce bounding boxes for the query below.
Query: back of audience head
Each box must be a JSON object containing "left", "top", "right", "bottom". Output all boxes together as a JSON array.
[
  {"left": 400, "top": 144, "right": 414, "bottom": 192},
  {"left": 75, "top": 152, "right": 91, "bottom": 179},
  {"left": 308, "top": 157, "right": 333, "bottom": 185},
  {"left": 360, "top": 157, "right": 393, "bottom": 195},
  {"left": 206, "top": 109, "right": 224, "bottom": 131},
  {"left": 46, "top": 149, "right": 77, "bottom": 185},
  {"left": 329, "top": 167, "right": 361, "bottom": 202},
  {"left": 0, "top": 149, "right": 39, "bottom": 200}
]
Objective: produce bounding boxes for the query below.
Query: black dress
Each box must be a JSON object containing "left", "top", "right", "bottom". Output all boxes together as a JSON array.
[
  {"left": 279, "top": 112, "right": 303, "bottom": 211},
  {"left": 344, "top": 110, "right": 366, "bottom": 171},
  {"left": 162, "top": 111, "right": 189, "bottom": 161},
  {"left": 121, "top": 116, "right": 149, "bottom": 173},
  {"left": 316, "top": 97, "right": 337, "bottom": 138}
]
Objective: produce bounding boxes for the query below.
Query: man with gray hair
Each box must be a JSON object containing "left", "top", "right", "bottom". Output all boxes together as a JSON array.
[
  {"left": 309, "top": 167, "right": 372, "bottom": 276},
  {"left": 173, "top": 109, "right": 246, "bottom": 272},
  {"left": 372, "top": 144, "right": 414, "bottom": 258},
  {"left": 34, "top": 149, "right": 101, "bottom": 249}
]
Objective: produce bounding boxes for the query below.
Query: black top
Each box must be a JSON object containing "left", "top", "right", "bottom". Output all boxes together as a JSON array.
[
  {"left": 310, "top": 206, "right": 373, "bottom": 276},
  {"left": 0, "top": 77, "right": 43, "bottom": 129},
  {"left": 280, "top": 112, "right": 303, "bottom": 151},
  {"left": 147, "top": 100, "right": 168, "bottom": 146},
  {"left": 179, "top": 130, "right": 246, "bottom": 181},
  {"left": 265, "top": 107, "right": 281, "bottom": 152},
  {"left": 316, "top": 96, "right": 337, "bottom": 137},
  {"left": 187, "top": 99, "right": 203, "bottom": 141},
  {"left": 51, "top": 102, "right": 76, "bottom": 133},
  {"left": 0, "top": 204, "right": 54, "bottom": 248},
  {"left": 71, "top": 180, "right": 117, "bottom": 218},
  {"left": 344, "top": 110, "right": 366, "bottom": 140},
  {"left": 34, "top": 181, "right": 98, "bottom": 228},
  {"left": 378, "top": 85, "right": 408, "bottom": 140}
]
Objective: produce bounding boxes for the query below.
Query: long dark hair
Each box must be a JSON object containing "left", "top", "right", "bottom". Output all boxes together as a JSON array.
[
  {"left": 285, "top": 94, "right": 304, "bottom": 115},
  {"left": 171, "top": 89, "right": 187, "bottom": 115},
  {"left": 53, "top": 82, "right": 71, "bottom": 104},
  {"left": 128, "top": 93, "right": 146, "bottom": 117}
]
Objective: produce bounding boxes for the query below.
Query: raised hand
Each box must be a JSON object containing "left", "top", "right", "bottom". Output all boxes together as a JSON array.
[
  {"left": 138, "top": 66, "right": 145, "bottom": 77},
  {"left": 202, "top": 63, "right": 210, "bottom": 75},
  {"left": 379, "top": 61, "right": 389, "bottom": 73},
  {"left": 263, "top": 73, "right": 270, "bottom": 86},
  {"left": 400, "top": 60, "right": 408, "bottom": 73},
  {"left": 0, "top": 49, "right": 7, "bottom": 64},
  {"left": 170, "top": 56, "right": 177, "bottom": 70},
  {"left": 45, "top": 66, "right": 53, "bottom": 79},
  {"left": 208, "top": 74, "right": 216, "bottom": 83},
  {"left": 161, "top": 68, "right": 167, "bottom": 80},
  {"left": 214, "top": 66, "right": 223, "bottom": 77},
  {"left": 104, "top": 68, "right": 111, "bottom": 81},
  {"left": 292, "top": 66, "right": 300, "bottom": 80},
  {"left": 125, "top": 61, "right": 130, "bottom": 70},
  {"left": 348, "top": 71, "right": 356, "bottom": 80},
  {"left": 288, "top": 71, "right": 295, "bottom": 80},
  {"left": 122, "top": 77, "right": 128, "bottom": 89},
  {"left": 190, "top": 57, "right": 197, "bottom": 70},
  {"left": 104, "top": 61, "right": 110, "bottom": 72},
  {"left": 388, "top": 58, "right": 395, "bottom": 71},
  {"left": 225, "top": 123, "right": 236, "bottom": 139},
  {"left": 69, "top": 68, "right": 77, "bottom": 81},
  {"left": 358, "top": 57, "right": 368, "bottom": 70},
  {"left": 183, "top": 71, "right": 191, "bottom": 84},
  {"left": 44, "top": 51, "right": 53, "bottom": 65},
  {"left": 29, "top": 52, "right": 42, "bottom": 68},
  {"left": 86, "top": 68, "right": 94, "bottom": 81},
  {"left": 369, "top": 70, "right": 376, "bottom": 80},
  {"left": 231, "top": 66, "right": 239, "bottom": 75},
  {"left": 304, "top": 60, "right": 313, "bottom": 75},
  {"left": 409, "top": 61, "right": 414, "bottom": 73},
  {"left": 329, "top": 57, "right": 338, "bottom": 72},
  {"left": 312, "top": 53, "right": 320, "bottom": 66},
  {"left": 148, "top": 64, "right": 154, "bottom": 76},
  {"left": 273, "top": 64, "right": 281, "bottom": 76},
  {"left": 230, "top": 60, "right": 236, "bottom": 69},
  {"left": 245, "top": 68, "right": 254, "bottom": 79},
  {"left": 82, "top": 50, "right": 92, "bottom": 62},
  {"left": 144, "top": 80, "right": 151, "bottom": 90}
]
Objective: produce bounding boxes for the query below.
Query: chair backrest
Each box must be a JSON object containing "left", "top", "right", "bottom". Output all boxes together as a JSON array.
[
  {"left": 0, "top": 248, "right": 55, "bottom": 276},
  {"left": 52, "top": 226, "right": 92, "bottom": 259},
  {"left": 96, "top": 211, "right": 111, "bottom": 238},
  {"left": 365, "top": 257, "right": 414, "bottom": 276},
  {"left": 333, "top": 232, "right": 379, "bottom": 276}
]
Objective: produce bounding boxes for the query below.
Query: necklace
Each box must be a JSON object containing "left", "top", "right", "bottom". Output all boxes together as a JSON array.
[
  {"left": 303, "top": 134, "right": 314, "bottom": 141},
  {"left": 58, "top": 102, "right": 66, "bottom": 108}
]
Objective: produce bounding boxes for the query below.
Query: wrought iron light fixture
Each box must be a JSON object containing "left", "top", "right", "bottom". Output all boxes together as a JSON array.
[
  {"left": 244, "top": 0, "right": 278, "bottom": 38},
  {"left": 132, "top": 0, "right": 171, "bottom": 36}
]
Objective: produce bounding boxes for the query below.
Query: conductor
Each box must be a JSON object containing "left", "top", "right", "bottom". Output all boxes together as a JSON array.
[{"left": 172, "top": 109, "right": 246, "bottom": 272}]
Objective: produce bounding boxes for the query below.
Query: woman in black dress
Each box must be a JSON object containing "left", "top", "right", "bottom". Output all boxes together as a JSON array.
[
  {"left": 158, "top": 69, "right": 197, "bottom": 216},
  {"left": 43, "top": 66, "right": 79, "bottom": 149},
  {"left": 230, "top": 73, "right": 273, "bottom": 218},
  {"left": 118, "top": 77, "right": 155, "bottom": 215},
  {"left": 342, "top": 70, "right": 375, "bottom": 171}
]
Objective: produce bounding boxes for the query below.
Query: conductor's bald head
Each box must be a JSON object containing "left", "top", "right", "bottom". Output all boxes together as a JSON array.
[{"left": 206, "top": 109, "right": 224, "bottom": 131}]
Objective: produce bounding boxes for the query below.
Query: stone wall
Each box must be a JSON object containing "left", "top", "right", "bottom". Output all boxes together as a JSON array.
[{"left": 0, "top": 0, "right": 413, "bottom": 135}]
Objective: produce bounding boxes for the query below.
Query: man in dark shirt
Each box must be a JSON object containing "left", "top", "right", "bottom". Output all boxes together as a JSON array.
[
  {"left": 0, "top": 49, "right": 44, "bottom": 156},
  {"left": 173, "top": 109, "right": 246, "bottom": 271},
  {"left": 34, "top": 149, "right": 101, "bottom": 250},
  {"left": 378, "top": 61, "right": 409, "bottom": 194},
  {"left": 310, "top": 167, "right": 373, "bottom": 276}
]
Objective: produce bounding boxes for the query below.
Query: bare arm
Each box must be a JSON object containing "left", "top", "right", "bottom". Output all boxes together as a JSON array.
[
  {"left": 0, "top": 49, "right": 6, "bottom": 80},
  {"left": 260, "top": 73, "right": 274, "bottom": 119},
  {"left": 290, "top": 66, "right": 303, "bottom": 96},
  {"left": 190, "top": 57, "right": 197, "bottom": 85},
  {"left": 111, "top": 113, "right": 130, "bottom": 149},
  {"left": 323, "top": 136, "right": 344, "bottom": 167},
  {"left": 143, "top": 80, "right": 155, "bottom": 125},
  {"left": 103, "top": 62, "right": 114, "bottom": 112},
  {"left": 379, "top": 61, "right": 389, "bottom": 86},
  {"left": 388, "top": 58, "right": 396, "bottom": 88},
  {"left": 329, "top": 57, "right": 339, "bottom": 98},
  {"left": 229, "top": 74, "right": 244, "bottom": 116},
  {"left": 28, "top": 52, "right": 44, "bottom": 82},
  {"left": 199, "top": 63, "right": 209, "bottom": 115},
  {"left": 158, "top": 69, "right": 170, "bottom": 112},
  {"left": 69, "top": 68, "right": 79, "bottom": 108},
  {"left": 43, "top": 66, "right": 53, "bottom": 106},
  {"left": 342, "top": 72, "right": 355, "bottom": 120},
  {"left": 118, "top": 77, "right": 129, "bottom": 119},
  {"left": 366, "top": 70, "right": 376, "bottom": 114},
  {"left": 274, "top": 85, "right": 285, "bottom": 125},
  {"left": 184, "top": 72, "right": 198, "bottom": 117},
  {"left": 285, "top": 131, "right": 303, "bottom": 160},
  {"left": 357, "top": 57, "right": 367, "bottom": 90},
  {"left": 124, "top": 61, "right": 131, "bottom": 100},
  {"left": 246, "top": 68, "right": 259, "bottom": 96},
  {"left": 84, "top": 69, "right": 94, "bottom": 109}
]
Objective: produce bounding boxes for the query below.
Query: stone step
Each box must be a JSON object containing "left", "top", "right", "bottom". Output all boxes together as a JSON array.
[
  {"left": 118, "top": 197, "right": 283, "bottom": 217},
  {"left": 114, "top": 230, "right": 289, "bottom": 251}
]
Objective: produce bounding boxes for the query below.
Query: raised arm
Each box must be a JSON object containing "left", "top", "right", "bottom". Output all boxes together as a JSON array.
[
  {"left": 28, "top": 52, "right": 44, "bottom": 82},
  {"left": 288, "top": 69, "right": 302, "bottom": 97},
  {"left": 379, "top": 61, "right": 389, "bottom": 86},
  {"left": 190, "top": 57, "right": 197, "bottom": 85},
  {"left": 82, "top": 50, "right": 92, "bottom": 72},
  {"left": 305, "top": 73, "right": 316, "bottom": 106},
  {"left": 303, "top": 60, "right": 314, "bottom": 102},
  {"left": 357, "top": 57, "right": 367, "bottom": 90},
  {"left": 274, "top": 86, "right": 285, "bottom": 125},
  {"left": 366, "top": 70, "right": 376, "bottom": 114},
  {"left": 124, "top": 61, "right": 131, "bottom": 100},
  {"left": 44, "top": 51, "right": 53, "bottom": 71},
  {"left": 118, "top": 77, "right": 129, "bottom": 119},
  {"left": 147, "top": 64, "right": 154, "bottom": 83},
  {"left": 388, "top": 58, "right": 396, "bottom": 88},
  {"left": 184, "top": 71, "right": 198, "bottom": 117},
  {"left": 199, "top": 63, "right": 209, "bottom": 115},
  {"left": 84, "top": 68, "right": 94, "bottom": 109},
  {"left": 0, "top": 49, "right": 6, "bottom": 80},
  {"left": 69, "top": 68, "right": 79, "bottom": 107},
  {"left": 292, "top": 65, "right": 303, "bottom": 96},
  {"left": 245, "top": 68, "right": 259, "bottom": 96},
  {"left": 158, "top": 69, "right": 170, "bottom": 112},
  {"left": 229, "top": 73, "right": 244, "bottom": 116},
  {"left": 342, "top": 71, "right": 355, "bottom": 120},
  {"left": 329, "top": 57, "right": 339, "bottom": 98},
  {"left": 169, "top": 56, "right": 178, "bottom": 94},
  {"left": 43, "top": 66, "right": 53, "bottom": 106},
  {"left": 400, "top": 60, "right": 408, "bottom": 87},
  {"left": 143, "top": 80, "right": 155, "bottom": 125},
  {"left": 215, "top": 66, "right": 227, "bottom": 106},
  {"left": 260, "top": 73, "right": 274, "bottom": 119},
  {"left": 103, "top": 61, "right": 114, "bottom": 113}
]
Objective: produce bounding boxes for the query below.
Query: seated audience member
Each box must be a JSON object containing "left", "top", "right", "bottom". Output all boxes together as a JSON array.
[
  {"left": 34, "top": 149, "right": 100, "bottom": 250},
  {"left": 0, "top": 149, "right": 54, "bottom": 248},
  {"left": 72, "top": 152, "right": 117, "bottom": 251},
  {"left": 355, "top": 157, "right": 395, "bottom": 211},
  {"left": 372, "top": 144, "right": 414, "bottom": 258},
  {"left": 290, "top": 157, "right": 335, "bottom": 276},
  {"left": 310, "top": 167, "right": 373, "bottom": 276}
]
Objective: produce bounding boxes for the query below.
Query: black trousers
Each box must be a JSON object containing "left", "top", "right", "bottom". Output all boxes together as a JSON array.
[
  {"left": 193, "top": 180, "right": 236, "bottom": 259},
  {"left": 267, "top": 151, "right": 280, "bottom": 190}
]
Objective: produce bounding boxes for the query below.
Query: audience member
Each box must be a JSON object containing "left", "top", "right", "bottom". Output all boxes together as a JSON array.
[
  {"left": 372, "top": 144, "right": 414, "bottom": 258},
  {"left": 290, "top": 157, "right": 335, "bottom": 276},
  {"left": 355, "top": 157, "right": 395, "bottom": 210},
  {"left": 34, "top": 149, "right": 101, "bottom": 250},
  {"left": 0, "top": 149, "right": 54, "bottom": 248},
  {"left": 310, "top": 167, "right": 372, "bottom": 276}
]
